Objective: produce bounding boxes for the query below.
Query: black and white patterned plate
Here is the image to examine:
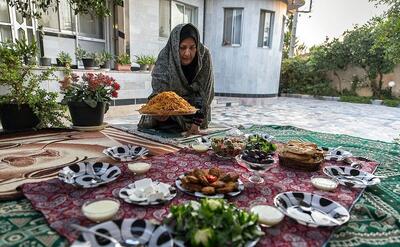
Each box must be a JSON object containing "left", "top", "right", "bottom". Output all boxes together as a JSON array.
[
  {"left": 175, "top": 174, "right": 244, "bottom": 199},
  {"left": 103, "top": 145, "right": 149, "bottom": 162},
  {"left": 324, "top": 148, "right": 352, "bottom": 161},
  {"left": 274, "top": 191, "right": 350, "bottom": 227},
  {"left": 58, "top": 162, "right": 121, "bottom": 188},
  {"left": 71, "top": 218, "right": 173, "bottom": 247},
  {"left": 119, "top": 182, "right": 177, "bottom": 206},
  {"left": 323, "top": 165, "right": 380, "bottom": 188}
]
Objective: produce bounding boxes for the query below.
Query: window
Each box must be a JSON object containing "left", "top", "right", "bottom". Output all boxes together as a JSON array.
[
  {"left": 79, "top": 13, "right": 104, "bottom": 39},
  {"left": 0, "top": 0, "right": 12, "bottom": 42},
  {"left": 223, "top": 8, "right": 243, "bottom": 46},
  {"left": 39, "top": 0, "right": 104, "bottom": 40},
  {"left": 159, "top": 0, "right": 170, "bottom": 37},
  {"left": 0, "top": 0, "right": 35, "bottom": 42},
  {"left": 39, "top": 0, "right": 75, "bottom": 32},
  {"left": 159, "top": 0, "right": 198, "bottom": 38},
  {"left": 258, "top": 10, "right": 274, "bottom": 48}
]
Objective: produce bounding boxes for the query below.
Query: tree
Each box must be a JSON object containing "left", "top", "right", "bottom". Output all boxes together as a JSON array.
[
  {"left": 309, "top": 38, "right": 351, "bottom": 93},
  {"left": 343, "top": 22, "right": 396, "bottom": 98},
  {"left": 6, "top": 0, "right": 123, "bottom": 18},
  {"left": 371, "top": 0, "right": 400, "bottom": 64}
]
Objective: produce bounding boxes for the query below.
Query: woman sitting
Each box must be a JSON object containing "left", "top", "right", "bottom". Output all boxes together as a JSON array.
[{"left": 138, "top": 23, "right": 214, "bottom": 136}]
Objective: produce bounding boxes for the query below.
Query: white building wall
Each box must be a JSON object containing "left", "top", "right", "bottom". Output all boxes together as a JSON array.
[
  {"left": 205, "top": 0, "right": 287, "bottom": 95},
  {"left": 129, "top": 0, "right": 204, "bottom": 68}
]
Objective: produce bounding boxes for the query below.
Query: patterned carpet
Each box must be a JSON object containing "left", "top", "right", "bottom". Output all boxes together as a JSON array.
[
  {"left": 0, "top": 125, "right": 399, "bottom": 246},
  {"left": 0, "top": 128, "right": 178, "bottom": 200}
]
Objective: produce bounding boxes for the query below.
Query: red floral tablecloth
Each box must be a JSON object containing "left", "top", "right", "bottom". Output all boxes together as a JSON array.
[{"left": 21, "top": 149, "right": 378, "bottom": 246}]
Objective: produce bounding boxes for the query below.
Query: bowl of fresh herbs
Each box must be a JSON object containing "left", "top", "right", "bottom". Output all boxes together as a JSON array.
[{"left": 164, "top": 199, "right": 264, "bottom": 247}]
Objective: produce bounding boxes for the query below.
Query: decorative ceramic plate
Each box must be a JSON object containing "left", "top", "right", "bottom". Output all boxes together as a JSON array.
[
  {"left": 71, "top": 218, "right": 174, "bottom": 247},
  {"left": 103, "top": 145, "right": 149, "bottom": 162},
  {"left": 175, "top": 174, "right": 244, "bottom": 199},
  {"left": 274, "top": 191, "right": 350, "bottom": 227},
  {"left": 119, "top": 181, "right": 177, "bottom": 206},
  {"left": 71, "top": 123, "right": 108, "bottom": 132},
  {"left": 323, "top": 165, "right": 380, "bottom": 188},
  {"left": 324, "top": 148, "right": 352, "bottom": 161},
  {"left": 58, "top": 161, "right": 121, "bottom": 188}
]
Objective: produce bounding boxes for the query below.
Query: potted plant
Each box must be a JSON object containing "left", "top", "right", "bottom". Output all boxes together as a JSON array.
[
  {"left": 135, "top": 55, "right": 148, "bottom": 71},
  {"left": 115, "top": 53, "right": 131, "bottom": 71},
  {"left": 15, "top": 38, "right": 37, "bottom": 65},
  {"left": 57, "top": 51, "right": 72, "bottom": 67},
  {"left": 75, "top": 46, "right": 97, "bottom": 70},
  {"left": 96, "top": 51, "right": 113, "bottom": 71},
  {"left": 59, "top": 73, "right": 120, "bottom": 126},
  {"left": 147, "top": 55, "right": 157, "bottom": 71},
  {"left": 0, "top": 41, "right": 67, "bottom": 131}
]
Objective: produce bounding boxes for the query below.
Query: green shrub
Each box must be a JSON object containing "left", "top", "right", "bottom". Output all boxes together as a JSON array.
[
  {"left": 383, "top": 99, "right": 400, "bottom": 107},
  {"left": 280, "top": 56, "right": 337, "bottom": 96},
  {"left": 340, "top": 96, "right": 372, "bottom": 104}
]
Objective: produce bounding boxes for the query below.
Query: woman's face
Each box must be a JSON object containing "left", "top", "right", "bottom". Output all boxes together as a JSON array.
[{"left": 179, "top": 37, "right": 197, "bottom": 65}]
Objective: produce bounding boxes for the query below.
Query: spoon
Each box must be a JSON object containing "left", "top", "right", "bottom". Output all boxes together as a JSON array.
[
  {"left": 71, "top": 224, "right": 142, "bottom": 247},
  {"left": 298, "top": 201, "right": 342, "bottom": 225},
  {"left": 335, "top": 175, "right": 368, "bottom": 186}
]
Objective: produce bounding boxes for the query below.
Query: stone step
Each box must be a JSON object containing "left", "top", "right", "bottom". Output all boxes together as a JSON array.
[{"left": 212, "top": 98, "right": 241, "bottom": 107}]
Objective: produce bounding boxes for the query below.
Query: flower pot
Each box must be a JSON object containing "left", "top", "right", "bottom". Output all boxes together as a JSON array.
[
  {"left": 115, "top": 63, "right": 131, "bottom": 71},
  {"left": 68, "top": 102, "right": 106, "bottom": 126},
  {"left": 0, "top": 104, "right": 40, "bottom": 131},
  {"left": 100, "top": 60, "right": 111, "bottom": 71},
  {"left": 82, "top": 58, "right": 97, "bottom": 70},
  {"left": 40, "top": 57, "right": 52, "bottom": 66},
  {"left": 148, "top": 64, "right": 155, "bottom": 71},
  {"left": 139, "top": 64, "right": 149, "bottom": 71}
]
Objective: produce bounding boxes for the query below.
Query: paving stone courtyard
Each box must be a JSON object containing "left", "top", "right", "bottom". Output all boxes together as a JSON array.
[{"left": 106, "top": 97, "right": 400, "bottom": 143}]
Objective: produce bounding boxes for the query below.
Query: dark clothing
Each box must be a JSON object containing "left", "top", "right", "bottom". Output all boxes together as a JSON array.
[
  {"left": 181, "top": 58, "right": 197, "bottom": 85},
  {"left": 138, "top": 23, "right": 214, "bottom": 131}
]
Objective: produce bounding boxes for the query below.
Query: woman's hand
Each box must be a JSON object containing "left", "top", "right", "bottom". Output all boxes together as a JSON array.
[{"left": 185, "top": 124, "right": 206, "bottom": 137}]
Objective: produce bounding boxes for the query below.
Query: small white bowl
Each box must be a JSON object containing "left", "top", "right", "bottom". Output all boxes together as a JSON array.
[
  {"left": 191, "top": 144, "right": 209, "bottom": 153},
  {"left": 82, "top": 198, "right": 120, "bottom": 222},
  {"left": 311, "top": 175, "right": 338, "bottom": 191},
  {"left": 250, "top": 205, "right": 284, "bottom": 227},
  {"left": 128, "top": 162, "right": 151, "bottom": 175}
]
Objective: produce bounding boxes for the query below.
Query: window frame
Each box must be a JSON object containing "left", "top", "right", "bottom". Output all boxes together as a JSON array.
[
  {"left": 222, "top": 7, "right": 244, "bottom": 47},
  {"left": 0, "top": 1, "right": 37, "bottom": 43},
  {"left": 159, "top": 0, "right": 199, "bottom": 38},
  {"left": 258, "top": 9, "right": 275, "bottom": 49}
]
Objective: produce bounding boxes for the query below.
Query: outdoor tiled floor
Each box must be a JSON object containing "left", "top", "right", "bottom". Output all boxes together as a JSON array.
[{"left": 106, "top": 97, "right": 400, "bottom": 143}]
